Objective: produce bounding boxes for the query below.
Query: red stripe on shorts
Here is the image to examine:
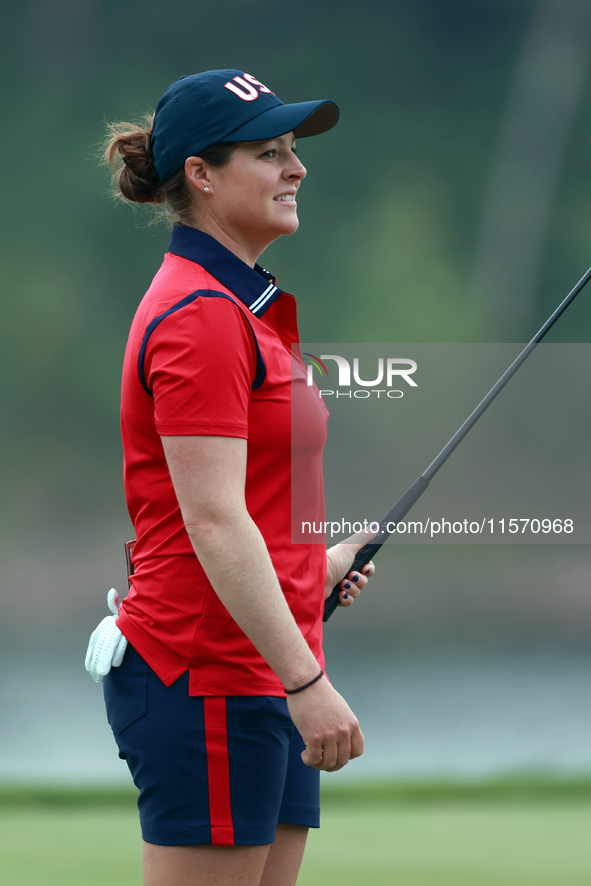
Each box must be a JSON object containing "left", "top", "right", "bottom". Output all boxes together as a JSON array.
[{"left": 204, "top": 697, "right": 235, "bottom": 845}]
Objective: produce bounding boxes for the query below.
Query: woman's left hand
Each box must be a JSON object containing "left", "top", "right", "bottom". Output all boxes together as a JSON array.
[{"left": 325, "top": 539, "right": 376, "bottom": 609}]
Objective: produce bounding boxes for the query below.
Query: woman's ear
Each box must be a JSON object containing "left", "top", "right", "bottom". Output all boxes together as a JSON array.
[{"left": 185, "top": 156, "right": 212, "bottom": 194}]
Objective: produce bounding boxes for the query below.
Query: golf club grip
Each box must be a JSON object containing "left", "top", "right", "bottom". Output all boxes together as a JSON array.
[
  {"left": 323, "top": 544, "right": 380, "bottom": 621},
  {"left": 323, "top": 475, "right": 430, "bottom": 622}
]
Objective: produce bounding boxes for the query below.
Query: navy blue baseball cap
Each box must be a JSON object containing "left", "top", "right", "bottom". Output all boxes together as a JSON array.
[{"left": 151, "top": 70, "right": 339, "bottom": 182}]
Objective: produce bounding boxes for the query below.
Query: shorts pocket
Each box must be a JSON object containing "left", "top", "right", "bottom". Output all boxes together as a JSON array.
[{"left": 103, "top": 644, "right": 148, "bottom": 735}]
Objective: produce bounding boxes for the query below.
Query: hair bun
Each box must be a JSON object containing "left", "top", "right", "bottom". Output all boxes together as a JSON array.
[{"left": 104, "top": 117, "right": 163, "bottom": 204}]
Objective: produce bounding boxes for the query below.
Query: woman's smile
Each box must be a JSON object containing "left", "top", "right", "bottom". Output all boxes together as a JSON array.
[{"left": 274, "top": 191, "right": 298, "bottom": 204}]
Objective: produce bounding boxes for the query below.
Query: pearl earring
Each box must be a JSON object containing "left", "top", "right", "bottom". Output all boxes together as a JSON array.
[{"left": 204, "top": 187, "right": 210, "bottom": 192}]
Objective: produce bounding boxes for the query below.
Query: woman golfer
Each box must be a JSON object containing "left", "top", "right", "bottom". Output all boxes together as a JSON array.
[{"left": 86, "top": 69, "right": 375, "bottom": 886}]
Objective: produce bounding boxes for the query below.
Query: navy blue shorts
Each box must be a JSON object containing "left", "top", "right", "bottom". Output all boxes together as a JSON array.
[{"left": 103, "top": 644, "right": 320, "bottom": 846}]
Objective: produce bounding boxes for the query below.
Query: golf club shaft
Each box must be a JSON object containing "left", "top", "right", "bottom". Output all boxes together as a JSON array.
[{"left": 324, "top": 265, "right": 591, "bottom": 622}]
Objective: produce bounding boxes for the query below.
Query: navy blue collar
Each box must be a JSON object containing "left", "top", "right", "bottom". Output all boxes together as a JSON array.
[{"left": 168, "top": 225, "right": 284, "bottom": 318}]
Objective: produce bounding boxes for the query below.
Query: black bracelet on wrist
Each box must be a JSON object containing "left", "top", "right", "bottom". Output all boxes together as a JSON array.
[{"left": 284, "top": 669, "right": 325, "bottom": 695}]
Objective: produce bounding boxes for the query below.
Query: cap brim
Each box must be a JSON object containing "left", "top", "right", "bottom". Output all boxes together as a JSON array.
[{"left": 221, "top": 99, "right": 339, "bottom": 143}]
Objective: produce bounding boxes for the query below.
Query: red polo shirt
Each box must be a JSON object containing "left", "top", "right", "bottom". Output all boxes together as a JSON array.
[{"left": 116, "top": 225, "right": 329, "bottom": 696}]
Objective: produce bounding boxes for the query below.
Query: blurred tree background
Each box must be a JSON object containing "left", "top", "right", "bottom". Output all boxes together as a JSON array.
[{"left": 1, "top": 0, "right": 590, "bottom": 662}]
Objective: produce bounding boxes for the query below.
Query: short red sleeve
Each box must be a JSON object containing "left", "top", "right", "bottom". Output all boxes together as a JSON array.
[{"left": 145, "top": 295, "right": 257, "bottom": 437}]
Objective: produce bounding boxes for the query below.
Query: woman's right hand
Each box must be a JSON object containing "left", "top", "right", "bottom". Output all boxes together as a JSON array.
[{"left": 286, "top": 677, "right": 364, "bottom": 771}]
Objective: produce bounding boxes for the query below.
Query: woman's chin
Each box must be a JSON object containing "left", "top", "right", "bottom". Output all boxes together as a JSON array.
[
  {"left": 247, "top": 215, "right": 299, "bottom": 249},
  {"left": 273, "top": 214, "right": 299, "bottom": 237}
]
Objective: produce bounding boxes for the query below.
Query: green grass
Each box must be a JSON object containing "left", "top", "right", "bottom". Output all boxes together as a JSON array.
[
  {"left": 301, "top": 804, "right": 591, "bottom": 886},
  {"left": 0, "top": 780, "right": 590, "bottom": 885},
  {"left": 0, "top": 809, "right": 143, "bottom": 886}
]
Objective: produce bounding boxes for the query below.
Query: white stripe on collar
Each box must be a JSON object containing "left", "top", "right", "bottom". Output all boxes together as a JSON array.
[{"left": 250, "top": 283, "right": 277, "bottom": 314}]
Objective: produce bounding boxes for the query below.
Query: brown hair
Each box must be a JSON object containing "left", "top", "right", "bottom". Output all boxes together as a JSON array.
[{"left": 102, "top": 113, "right": 236, "bottom": 225}]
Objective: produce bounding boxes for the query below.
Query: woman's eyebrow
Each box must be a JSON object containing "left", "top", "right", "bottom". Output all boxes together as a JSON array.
[{"left": 250, "top": 136, "right": 296, "bottom": 148}]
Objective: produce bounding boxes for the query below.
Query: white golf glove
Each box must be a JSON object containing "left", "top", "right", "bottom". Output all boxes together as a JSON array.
[{"left": 85, "top": 588, "right": 128, "bottom": 683}]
